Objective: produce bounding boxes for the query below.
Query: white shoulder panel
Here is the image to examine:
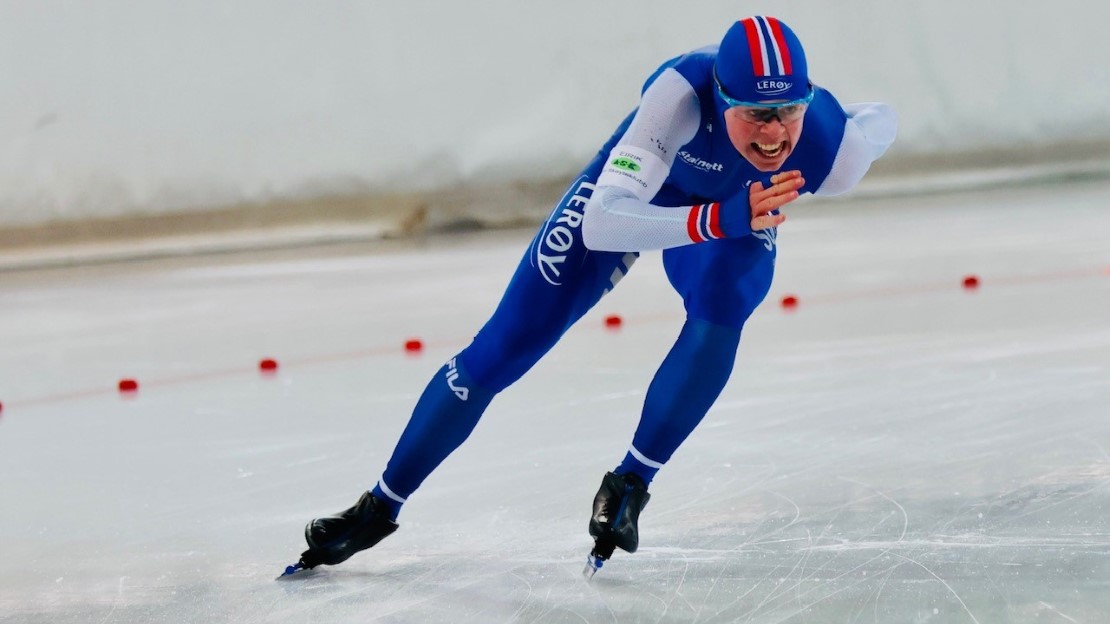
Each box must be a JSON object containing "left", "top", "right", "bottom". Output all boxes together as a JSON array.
[
  {"left": 815, "top": 102, "right": 898, "bottom": 197},
  {"left": 595, "top": 68, "right": 701, "bottom": 201}
]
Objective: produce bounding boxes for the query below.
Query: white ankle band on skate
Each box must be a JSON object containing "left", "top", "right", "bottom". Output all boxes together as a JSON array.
[
  {"left": 377, "top": 480, "right": 407, "bottom": 503},
  {"left": 629, "top": 445, "right": 665, "bottom": 469}
]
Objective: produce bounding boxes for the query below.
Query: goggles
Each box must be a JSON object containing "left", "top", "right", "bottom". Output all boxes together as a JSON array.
[{"left": 714, "top": 70, "right": 814, "bottom": 124}]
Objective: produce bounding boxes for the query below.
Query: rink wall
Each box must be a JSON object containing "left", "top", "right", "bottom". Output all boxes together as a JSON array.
[{"left": 1, "top": 1, "right": 1108, "bottom": 254}]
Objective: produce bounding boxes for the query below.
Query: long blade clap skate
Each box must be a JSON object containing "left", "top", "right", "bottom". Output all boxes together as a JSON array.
[
  {"left": 277, "top": 492, "right": 398, "bottom": 580},
  {"left": 583, "top": 535, "right": 617, "bottom": 578},
  {"left": 278, "top": 563, "right": 305, "bottom": 579},
  {"left": 583, "top": 472, "right": 650, "bottom": 579},
  {"left": 276, "top": 549, "right": 323, "bottom": 579}
]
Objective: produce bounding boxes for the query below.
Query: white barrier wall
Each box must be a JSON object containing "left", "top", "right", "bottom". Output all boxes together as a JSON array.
[{"left": 1, "top": 1, "right": 1107, "bottom": 227}]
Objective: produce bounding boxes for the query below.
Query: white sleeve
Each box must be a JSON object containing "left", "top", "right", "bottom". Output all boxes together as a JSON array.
[
  {"left": 583, "top": 185, "right": 709, "bottom": 252},
  {"left": 814, "top": 102, "right": 898, "bottom": 197},
  {"left": 582, "top": 68, "right": 706, "bottom": 252}
]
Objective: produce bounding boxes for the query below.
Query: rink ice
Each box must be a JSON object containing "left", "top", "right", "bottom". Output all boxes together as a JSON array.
[{"left": 1, "top": 179, "right": 1109, "bottom": 623}]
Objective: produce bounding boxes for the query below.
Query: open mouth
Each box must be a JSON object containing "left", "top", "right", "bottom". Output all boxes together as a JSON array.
[{"left": 752, "top": 141, "right": 786, "bottom": 158}]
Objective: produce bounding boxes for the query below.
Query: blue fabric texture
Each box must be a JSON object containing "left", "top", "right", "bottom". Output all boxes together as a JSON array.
[
  {"left": 376, "top": 131, "right": 639, "bottom": 516},
  {"left": 372, "top": 38, "right": 852, "bottom": 513},
  {"left": 378, "top": 357, "right": 494, "bottom": 511},
  {"left": 616, "top": 318, "right": 742, "bottom": 485}
]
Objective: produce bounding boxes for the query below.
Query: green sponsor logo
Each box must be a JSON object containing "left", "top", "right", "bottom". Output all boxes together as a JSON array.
[{"left": 610, "top": 157, "right": 641, "bottom": 173}]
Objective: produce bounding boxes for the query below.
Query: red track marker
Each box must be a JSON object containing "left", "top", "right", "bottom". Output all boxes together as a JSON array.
[
  {"left": 259, "top": 358, "right": 279, "bottom": 372},
  {"left": 404, "top": 338, "right": 424, "bottom": 353},
  {"left": 118, "top": 379, "right": 139, "bottom": 393},
  {"left": 962, "top": 275, "right": 980, "bottom": 290},
  {"left": 781, "top": 295, "right": 799, "bottom": 310},
  {"left": 604, "top": 314, "right": 623, "bottom": 329}
]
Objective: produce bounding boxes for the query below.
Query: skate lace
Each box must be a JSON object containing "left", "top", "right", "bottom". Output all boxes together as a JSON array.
[{"left": 613, "top": 483, "right": 633, "bottom": 529}]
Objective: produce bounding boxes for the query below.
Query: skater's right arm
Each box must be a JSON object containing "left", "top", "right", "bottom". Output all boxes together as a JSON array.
[
  {"left": 582, "top": 69, "right": 788, "bottom": 252},
  {"left": 582, "top": 69, "right": 709, "bottom": 252}
]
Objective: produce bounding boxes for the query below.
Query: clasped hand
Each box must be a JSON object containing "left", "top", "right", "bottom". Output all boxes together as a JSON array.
[{"left": 718, "top": 170, "right": 805, "bottom": 236}]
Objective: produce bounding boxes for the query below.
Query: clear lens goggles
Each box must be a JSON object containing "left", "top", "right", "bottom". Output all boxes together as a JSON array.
[{"left": 714, "top": 70, "right": 814, "bottom": 124}]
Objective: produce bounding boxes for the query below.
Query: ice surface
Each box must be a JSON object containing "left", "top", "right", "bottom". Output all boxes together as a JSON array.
[{"left": 2, "top": 179, "right": 1109, "bottom": 623}]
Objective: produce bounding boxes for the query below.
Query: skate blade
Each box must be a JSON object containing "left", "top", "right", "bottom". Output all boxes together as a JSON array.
[
  {"left": 276, "top": 562, "right": 314, "bottom": 580},
  {"left": 582, "top": 553, "right": 603, "bottom": 580}
]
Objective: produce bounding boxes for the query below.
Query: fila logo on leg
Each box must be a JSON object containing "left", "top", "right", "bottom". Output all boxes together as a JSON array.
[{"left": 445, "top": 358, "right": 470, "bottom": 401}]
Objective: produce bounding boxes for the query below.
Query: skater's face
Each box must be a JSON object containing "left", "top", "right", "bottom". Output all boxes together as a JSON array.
[{"left": 724, "top": 107, "right": 806, "bottom": 172}]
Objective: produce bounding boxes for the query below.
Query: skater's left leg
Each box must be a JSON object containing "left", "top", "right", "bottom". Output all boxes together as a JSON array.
[
  {"left": 587, "top": 318, "right": 739, "bottom": 574},
  {"left": 587, "top": 238, "right": 774, "bottom": 572},
  {"left": 613, "top": 235, "right": 776, "bottom": 485},
  {"left": 613, "top": 318, "right": 741, "bottom": 485}
]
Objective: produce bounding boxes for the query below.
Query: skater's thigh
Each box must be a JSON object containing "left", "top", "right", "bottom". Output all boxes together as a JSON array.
[
  {"left": 662, "top": 235, "right": 777, "bottom": 330},
  {"left": 462, "top": 178, "right": 637, "bottom": 390}
]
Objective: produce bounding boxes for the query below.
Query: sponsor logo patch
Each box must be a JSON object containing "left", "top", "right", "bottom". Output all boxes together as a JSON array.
[
  {"left": 755, "top": 79, "right": 793, "bottom": 96},
  {"left": 677, "top": 150, "right": 724, "bottom": 173},
  {"left": 610, "top": 157, "right": 641, "bottom": 172},
  {"left": 532, "top": 179, "right": 595, "bottom": 286},
  {"left": 445, "top": 358, "right": 469, "bottom": 401}
]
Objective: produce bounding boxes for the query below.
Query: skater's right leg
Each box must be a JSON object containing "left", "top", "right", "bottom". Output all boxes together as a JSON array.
[
  {"left": 367, "top": 120, "right": 642, "bottom": 522},
  {"left": 369, "top": 356, "right": 495, "bottom": 519},
  {"left": 372, "top": 175, "right": 638, "bottom": 519},
  {"left": 299, "top": 140, "right": 638, "bottom": 568}
]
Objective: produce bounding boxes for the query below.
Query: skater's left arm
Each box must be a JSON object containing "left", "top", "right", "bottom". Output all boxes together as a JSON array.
[
  {"left": 812, "top": 102, "right": 898, "bottom": 196},
  {"left": 723, "top": 103, "right": 896, "bottom": 234}
]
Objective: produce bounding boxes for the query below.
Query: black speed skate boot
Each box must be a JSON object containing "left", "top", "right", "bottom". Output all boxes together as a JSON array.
[
  {"left": 584, "top": 471, "right": 650, "bottom": 578},
  {"left": 290, "top": 491, "right": 398, "bottom": 574}
]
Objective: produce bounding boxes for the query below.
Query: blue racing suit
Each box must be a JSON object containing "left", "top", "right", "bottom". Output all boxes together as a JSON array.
[{"left": 371, "top": 45, "right": 897, "bottom": 510}]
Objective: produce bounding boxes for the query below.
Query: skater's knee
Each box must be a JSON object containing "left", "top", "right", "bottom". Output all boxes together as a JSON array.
[
  {"left": 458, "top": 327, "right": 559, "bottom": 391},
  {"left": 680, "top": 318, "right": 742, "bottom": 364}
]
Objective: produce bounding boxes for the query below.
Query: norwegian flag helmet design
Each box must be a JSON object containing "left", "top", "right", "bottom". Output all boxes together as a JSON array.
[{"left": 716, "top": 16, "right": 810, "bottom": 104}]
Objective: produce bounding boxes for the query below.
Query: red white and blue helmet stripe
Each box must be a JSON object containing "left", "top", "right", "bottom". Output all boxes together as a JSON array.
[
  {"left": 716, "top": 16, "right": 809, "bottom": 103},
  {"left": 686, "top": 202, "right": 724, "bottom": 243},
  {"left": 741, "top": 16, "right": 794, "bottom": 78}
]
